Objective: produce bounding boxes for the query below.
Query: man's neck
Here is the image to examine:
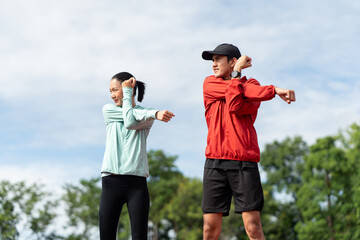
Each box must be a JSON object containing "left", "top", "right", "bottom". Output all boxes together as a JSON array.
[{"left": 222, "top": 75, "right": 232, "bottom": 81}]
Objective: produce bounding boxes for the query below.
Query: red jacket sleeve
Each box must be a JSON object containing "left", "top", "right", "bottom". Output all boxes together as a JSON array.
[
  {"left": 242, "top": 78, "right": 276, "bottom": 101},
  {"left": 225, "top": 78, "right": 275, "bottom": 115},
  {"left": 203, "top": 77, "right": 226, "bottom": 100},
  {"left": 203, "top": 76, "right": 227, "bottom": 109}
]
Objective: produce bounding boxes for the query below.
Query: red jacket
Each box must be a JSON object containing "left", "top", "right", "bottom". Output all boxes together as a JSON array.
[{"left": 203, "top": 75, "right": 275, "bottom": 162}]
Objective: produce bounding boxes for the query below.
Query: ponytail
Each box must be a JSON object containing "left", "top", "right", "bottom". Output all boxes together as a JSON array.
[
  {"left": 111, "top": 71, "right": 146, "bottom": 102},
  {"left": 134, "top": 81, "right": 145, "bottom": 102}
]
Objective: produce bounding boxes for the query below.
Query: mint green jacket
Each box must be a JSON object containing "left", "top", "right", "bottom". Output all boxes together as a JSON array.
[{"left": 101, "top": 87, "right": 158, "bottom": 177}]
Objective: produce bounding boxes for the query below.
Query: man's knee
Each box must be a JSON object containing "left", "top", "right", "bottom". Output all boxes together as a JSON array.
[
  {"left": 203, "top": 223, "right": 221, "bottom": 239},
  {"left": 244, "top": 221, "right": 264, "bottom": 239},
  {"left": 203, "top": 213, "right": 222, "bottom": 239},
  {"left": 203, "top": 221, "right": 220, "bottom": 233}
]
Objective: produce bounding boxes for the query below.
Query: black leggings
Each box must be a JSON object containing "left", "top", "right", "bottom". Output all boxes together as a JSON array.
[{"left": 99, "top": 175, "right": 149, "bottom": 240}]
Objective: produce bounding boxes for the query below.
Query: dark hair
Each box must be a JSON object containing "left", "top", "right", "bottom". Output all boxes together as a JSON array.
[
  {"left": 227, "top": 55, "right": 236, "bottom": 62},
  {"left": 111, "top": 72, "right": 145, "bottom": 102}
]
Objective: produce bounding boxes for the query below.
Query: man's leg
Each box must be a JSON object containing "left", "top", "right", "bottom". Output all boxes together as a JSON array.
[
  {"left": 202, "top": 166, "right": 231, "bottom": 240},
  {"left": 242, "top": 211, "right": 265, "bottom": 240},
  {"left": 203, "top": 213, "right": 222, "bottom": 240}
]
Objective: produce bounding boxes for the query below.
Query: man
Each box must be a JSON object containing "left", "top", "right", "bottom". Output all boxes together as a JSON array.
[{"left": 201, "top": 43, "right": 295, "bottom": 240}]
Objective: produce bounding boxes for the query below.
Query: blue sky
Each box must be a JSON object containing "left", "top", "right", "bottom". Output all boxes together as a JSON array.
[{"left": 1, "top": 0, "right": 360, "bottom": 195}]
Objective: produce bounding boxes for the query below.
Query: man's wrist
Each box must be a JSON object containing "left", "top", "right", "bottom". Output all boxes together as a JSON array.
[
  {"left": 274, "top": 86, "right": 278, "bottom": 94},
  {"left": 231, "top": 70, "right": 242, "bottom": 79},
  {"left": 233, "top": 67, "right": 242, "bottom": 72}
]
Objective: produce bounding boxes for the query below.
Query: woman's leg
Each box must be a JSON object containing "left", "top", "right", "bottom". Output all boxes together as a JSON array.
[
  {"left": 99, "top": 176, "right": 125, "bottom": 240},
  {"left": 127, "top": 177, "right": 150, "bottom": 240}
]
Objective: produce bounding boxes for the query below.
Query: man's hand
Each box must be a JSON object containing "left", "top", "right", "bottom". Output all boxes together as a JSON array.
[
  {"left": 274, "top": 87, "right": 296, "bottom": 104},
  {"left": 233, "top": 55, "right": 252, "bottom": 72},
  {"left": 156, "top": 110, "right": 175, "bottom": 122},
  {"left": 122, "top": 77, "right": 136, "bottom": 88}
]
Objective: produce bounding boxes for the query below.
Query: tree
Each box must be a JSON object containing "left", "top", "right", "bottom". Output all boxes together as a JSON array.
[
  {"left": 0, "top": 180, "right": 59, "bottom": 240},
  {"left": 340, "top": 123, "right": 360, "bottom": 239},
  {"left": 59, "top": 150, "right": 184, "bottom": 240},
  {"left": 116, "top": 208, "right": 132, "bottom": 240},
  {"left": 295, "top": 136, "right": 355, "bottom": 240},
  {"left": 260, "top": 136, "right": 308, "bottom": 240},
  {"left": 0, "top": 181, "right": 19, "bottom": 239},
  {"left": 160, "top": 178, "right": 203, "bottom": 240},
  {"left": 61, "top": 177, "right": 133, "bottom": 240},
  {"left": 260, "top": 136, "right": 308, "bottom": 199},
  {"left": 62, "top": 178, "right": 101, "bottom": 240},
  {"left": 147, "top": 150, "right": 184, "bottom": 233},
  {"left": 221, "top": 205, "right": 247, "bottom": 240}
]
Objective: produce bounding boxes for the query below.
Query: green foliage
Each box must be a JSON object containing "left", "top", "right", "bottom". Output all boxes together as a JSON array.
[
  {"left": 260, "top": 183, "right": 298, "bottom": 240},
  {"left": 0, "top": 181, "right": 19, "bottom": 239},
  {"left": 259, "top": 136, "right": 308, "bottom": 240},
  {"left": 296, "top": 135, "right": 358, "bottom": 240},
  {"left": 3, "top": 123, "right": 360, "bottom": 239},
  {"left": 62, "top": 177, "right": 101, "bottom": 240},
  {"left": 0, "top": 180, "right": 59, "bottom": 240},
  {"left": 260, "top": 136, "right": 308, "bottom": 198},
  {"left": 339, "top": 123, "right": 360, "bottom": 239},
  {"left": 343, "top": 123, "right": 360, "bottom": 228},
  {"left": 161, "top": 178, "right": 203, "bottom": 240},
  {"left": 221, "top": 205, "right": 247, "bottom": 239},
  {"left": 147, "top": 150, "right": 183, "bottom": 225},
  {"left": 147, "top": 150, "right": 181, "bottom": 182},
  {"left": 116, "top": 207, "right": 131, "bottom": 240},
  {"left": 260, "top": 129, "right": 360, "bottom": 240}
]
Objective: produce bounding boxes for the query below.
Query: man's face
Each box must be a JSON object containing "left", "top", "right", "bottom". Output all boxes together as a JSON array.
[
  {"left": 212, "top": 54, "right": 235, "bottom": 80},
  {"left": 109, "top": 79, "right": 123, "bottom": 106}
]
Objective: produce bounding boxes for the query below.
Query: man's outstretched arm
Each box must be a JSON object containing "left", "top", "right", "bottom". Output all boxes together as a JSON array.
[
  {"left": 234, "top": 55, "right": 296, "bottom": 104},
  {"left": 274, "top": 86, "right": 296, "bottom": 104}
]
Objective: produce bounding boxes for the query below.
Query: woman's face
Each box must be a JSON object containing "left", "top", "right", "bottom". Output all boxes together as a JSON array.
[{"left": 109, "top": 79, "right": 123, "bottom": 106}]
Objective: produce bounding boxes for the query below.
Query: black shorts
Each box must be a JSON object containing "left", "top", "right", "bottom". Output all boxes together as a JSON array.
[{"left": 202, "top": 162, "right": 264, "bottom": 216}]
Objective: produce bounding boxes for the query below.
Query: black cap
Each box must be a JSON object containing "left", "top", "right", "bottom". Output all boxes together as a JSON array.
[{"left": 202, "top": 43, "right": 241, "bottom": 60}]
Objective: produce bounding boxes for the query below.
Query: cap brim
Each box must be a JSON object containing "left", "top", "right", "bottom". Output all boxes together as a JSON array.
[
  {"left": 202, "top": 51, "right": 214, "bottom": 60},
  {"left": 202, "top": 50, "right": 229, "bottom": 60}
]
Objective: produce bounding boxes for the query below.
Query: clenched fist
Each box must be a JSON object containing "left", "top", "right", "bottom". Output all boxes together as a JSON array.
[{"left": 156, "top": 110, "right": 175, "bottom": 122}]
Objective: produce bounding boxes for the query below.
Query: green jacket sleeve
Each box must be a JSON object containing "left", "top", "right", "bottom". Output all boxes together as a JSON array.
[{"left": 122, "top": 87, "right": 158, "bottom": 130}]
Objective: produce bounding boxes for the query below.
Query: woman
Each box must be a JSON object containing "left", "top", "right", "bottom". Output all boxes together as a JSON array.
[{"left": 99, "top": 72, "right": 174, "bottom": 240}]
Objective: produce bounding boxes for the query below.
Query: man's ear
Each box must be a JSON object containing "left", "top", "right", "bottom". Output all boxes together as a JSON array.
[{"left": 230, "top": 57, "right": 237, "bottom": 68}]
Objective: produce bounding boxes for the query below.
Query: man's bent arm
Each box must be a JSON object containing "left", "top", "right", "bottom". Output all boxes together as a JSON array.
[
  {"left": 225, "top": 80, "right": 260, "bottom": 115},
  {"left": 241, "top": 78, "right": 276, "bottom": 101},
  {"left": 203, "top": 77, "right": 227, "bottom": 100}
]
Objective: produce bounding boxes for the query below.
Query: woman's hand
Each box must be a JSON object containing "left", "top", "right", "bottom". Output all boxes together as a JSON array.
[
  {"left": 156, "top": 110, "right": 175, "bottom": 122},
  {"left": 122, "top": 77, "right": 136, "bottom": 88}
]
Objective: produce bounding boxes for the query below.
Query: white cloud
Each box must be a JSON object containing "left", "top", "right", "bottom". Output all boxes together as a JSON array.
[
  {"left": 0, "top": 3, "right": 359, "bottom": 238},
  {"left": 0, "top": 0, "right": 360, "bottom": 181}
]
